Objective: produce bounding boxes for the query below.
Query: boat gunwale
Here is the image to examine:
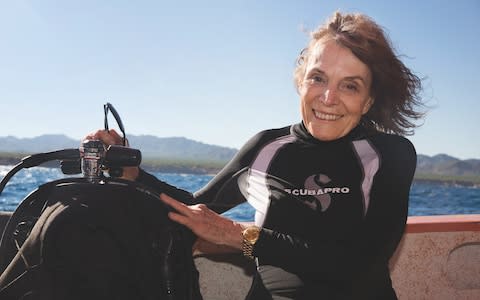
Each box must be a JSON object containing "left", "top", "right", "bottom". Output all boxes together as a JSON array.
[{"left": 406, "top": 214, "right": 480, "bottom": 233}]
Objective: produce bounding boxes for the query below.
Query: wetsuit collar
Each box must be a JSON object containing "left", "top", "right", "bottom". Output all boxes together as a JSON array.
[{"left": 291, "top": 122, "right": 369, "bottom": 144}]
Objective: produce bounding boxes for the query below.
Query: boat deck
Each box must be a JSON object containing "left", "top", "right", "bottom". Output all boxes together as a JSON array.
[{"left": 1, "top": 212, "right": 479, "bottom": 299}]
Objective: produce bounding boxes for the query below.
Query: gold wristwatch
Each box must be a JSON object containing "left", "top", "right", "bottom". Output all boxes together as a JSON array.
[{"left": 242, "top": 226, "right": 261, "bottom": 260}]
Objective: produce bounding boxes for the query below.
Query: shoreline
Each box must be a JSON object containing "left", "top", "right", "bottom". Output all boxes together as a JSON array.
[
  {"left": 1, "top": 161, "right": 479, "bottom": 187},
  {"left": 412, "top": 178, "right": 480, "bottom": 188}
]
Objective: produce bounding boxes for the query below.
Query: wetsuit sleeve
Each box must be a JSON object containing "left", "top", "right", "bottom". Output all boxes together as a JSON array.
[
  {"left": 194, "top": 129, "right": 288, "bottom": 213},
  {"left": 136, "top": 128, "right": 289, "bottom": 213},
  {"left": 252, "top": 136, "right": 416, "bottom": 282},
  {"left": 136, "top": 168, "right": 196, "bottom": 204}
]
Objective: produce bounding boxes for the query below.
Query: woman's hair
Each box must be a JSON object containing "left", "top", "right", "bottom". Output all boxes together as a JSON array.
[{"left": 294, "top": 11, "right": 425, "bottom": 135}]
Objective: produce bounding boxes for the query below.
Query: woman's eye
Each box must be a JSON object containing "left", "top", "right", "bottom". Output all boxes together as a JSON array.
[
  {"left": 312, "top": 75, "right": 325, "bottom": 83},
  {"left": 347, "top": 84, "right": 358, "bottom": 91},
  {"left": 341, "top": 82, "right": 359, "bottom": 92}
]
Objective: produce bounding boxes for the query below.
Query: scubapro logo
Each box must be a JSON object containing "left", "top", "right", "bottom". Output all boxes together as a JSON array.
[{"left": 284, "top": 174, "right": 350, "bottom": 212}]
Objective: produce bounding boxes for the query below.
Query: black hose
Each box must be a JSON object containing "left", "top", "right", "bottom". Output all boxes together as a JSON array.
[{"left": 0, "top": 149, "right": 80, "bottom": 197}]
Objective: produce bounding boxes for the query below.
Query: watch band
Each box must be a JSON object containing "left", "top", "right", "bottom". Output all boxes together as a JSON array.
[{"left": 242, "top": 226, "right": 261, "bottom": 260}]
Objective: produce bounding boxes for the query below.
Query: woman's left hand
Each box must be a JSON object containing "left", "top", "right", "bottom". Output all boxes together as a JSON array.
[
  {"left": 83, "top": 129, "right": 139, "bottom": 181},
  {"left": 160, "top": 193, "right": 244, "bottom": 250}
]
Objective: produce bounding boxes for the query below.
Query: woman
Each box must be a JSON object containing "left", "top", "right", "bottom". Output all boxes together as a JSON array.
[{"left": 91, "top": 11, "right": 424, "bottom": 300}]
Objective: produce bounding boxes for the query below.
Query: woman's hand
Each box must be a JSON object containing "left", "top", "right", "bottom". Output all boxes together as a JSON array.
[
  {"left": 160, "top": 193, "right": 244, "bottom": 250},
  {"left": 83, "top": 129, "right": 140, "bottom": 181}
]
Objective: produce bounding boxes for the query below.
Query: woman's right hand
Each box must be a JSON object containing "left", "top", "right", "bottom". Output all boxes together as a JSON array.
[
  {"left": 160, "top": 193, "right": 244, "bottom": 250},
  {"left": 83, "top": 129, "right": 140, "bottom": 181}
]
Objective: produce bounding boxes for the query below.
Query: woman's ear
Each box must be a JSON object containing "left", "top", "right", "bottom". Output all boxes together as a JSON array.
[{"left": 362, "top": 97, "right": 374, "bottom": 114}]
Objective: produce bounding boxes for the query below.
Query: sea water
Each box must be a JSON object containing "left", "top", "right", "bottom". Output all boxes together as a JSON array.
[{"left": 1, "top": 165, "right": 479, "bottom": 221}]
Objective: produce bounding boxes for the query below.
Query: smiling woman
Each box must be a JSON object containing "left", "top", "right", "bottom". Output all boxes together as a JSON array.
[{"left": 81, "top": 10, "right": 426, "bottom": 300}]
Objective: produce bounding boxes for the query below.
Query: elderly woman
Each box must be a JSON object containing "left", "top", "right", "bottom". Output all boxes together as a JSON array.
[{"left": 92, "top": 11, "right": 424, "bottom": 300}]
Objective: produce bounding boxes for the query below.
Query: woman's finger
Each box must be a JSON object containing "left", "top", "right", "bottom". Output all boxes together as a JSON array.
[
  {"left": 107, "top": 129, "right": 122, "bottom": 141},
  {"left": 160, "top": 193, "right": 192, "bottom": 217},
  {"left": 167, "top": 211, "right": 192, "bottom": 227},
  {"left": 90, "top": 129, "right": 120, "bottom": 145}
]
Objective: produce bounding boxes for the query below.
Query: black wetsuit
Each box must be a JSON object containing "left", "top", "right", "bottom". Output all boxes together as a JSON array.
[{"left": 137, "top": 122, "right": 416, "bottom": 300}]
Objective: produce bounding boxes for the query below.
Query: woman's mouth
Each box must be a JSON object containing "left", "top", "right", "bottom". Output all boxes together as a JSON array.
[{"left": 313, "top": 110, "right": 343, "bottom": 121}]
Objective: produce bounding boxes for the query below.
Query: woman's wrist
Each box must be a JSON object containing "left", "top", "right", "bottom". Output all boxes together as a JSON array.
[
  {"left": 221, "top": 221, "right": 245, "bottom": 250},
  {"left": 225, "top": 222, "right": 258, "bottom": 250}
]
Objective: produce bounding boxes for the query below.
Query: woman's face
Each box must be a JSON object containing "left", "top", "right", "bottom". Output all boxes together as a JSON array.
[{"left": 299, "top": 39, "right": 373, "bottom": 141}]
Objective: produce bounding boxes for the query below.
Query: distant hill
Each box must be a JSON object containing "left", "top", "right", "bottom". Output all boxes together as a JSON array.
[
  {"left": 0, "top": 134, "right": 237, "bottom": 163},
  {"left": 127, "top": 135, "right": 237, "bottom": 161},
  {"left": 0, "top": 135, "right": 479, "bottom": 180},
  {"left": 416, "top": 154, "right": 480, "bottom": 177},
  {"left": 0, "top": 135, "right": 81, "bottom": 154}
]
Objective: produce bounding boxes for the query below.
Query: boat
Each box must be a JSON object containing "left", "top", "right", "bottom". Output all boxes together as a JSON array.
[{"left": 0, "top": 211, "right": 478, "bottom": 299}]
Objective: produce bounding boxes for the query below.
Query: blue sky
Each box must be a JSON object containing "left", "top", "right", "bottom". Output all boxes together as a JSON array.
[{"left": 1, "top": 0, "right": 479, "bottom": 159}]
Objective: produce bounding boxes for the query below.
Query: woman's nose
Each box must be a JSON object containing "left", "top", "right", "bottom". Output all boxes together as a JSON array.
[{"left": 319, "top": 88, "right": 338, "bottom": 106}]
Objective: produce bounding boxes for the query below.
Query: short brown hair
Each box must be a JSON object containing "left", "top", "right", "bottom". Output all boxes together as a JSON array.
[{"left": 294, "top": 12, "right": 424, "bottom": 135}]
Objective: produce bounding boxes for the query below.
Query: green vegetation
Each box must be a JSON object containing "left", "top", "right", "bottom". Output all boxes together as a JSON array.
[
  {"left": 0, "top": 152, "right": 228, "bottom": 175},
  {"left": 414, "top": 173, "right": 480, "bottom": 185},
  {"left": 0, "top": 152, "right": 28, "bottom": 165},
  {"left": 1, "top": 152, "right": 480, "bottom": 184},
  {"left": 140, "top": 157, "right": 227, "bottom": 174},
  {"left": 0, "top": 151, "right": 28, "bottom": 158}
]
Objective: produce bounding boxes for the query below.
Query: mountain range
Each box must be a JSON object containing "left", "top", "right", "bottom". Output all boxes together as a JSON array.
[
  {"left": 0, "top": 134, "right": 479, "bottom": 178},
  {"left": 415, "top": 154, "right": 480, "bottom": 178},
  {"left": 0, "top": 134, "right": 237, "bottom": 162}
]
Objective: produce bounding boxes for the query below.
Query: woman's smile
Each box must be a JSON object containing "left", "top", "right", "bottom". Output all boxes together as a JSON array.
[{"left": 313, "top": 109, "right": 343, "bottom": 121}]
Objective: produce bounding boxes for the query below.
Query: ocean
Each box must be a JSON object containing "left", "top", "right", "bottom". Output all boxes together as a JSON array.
[{"left": 1, "top": 165, "right": 479, "bottom": 221}]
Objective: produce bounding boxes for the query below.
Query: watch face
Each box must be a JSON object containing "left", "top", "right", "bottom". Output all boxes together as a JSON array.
[{"left": 244, "top": 227, "right": 260, "bottom": 243}]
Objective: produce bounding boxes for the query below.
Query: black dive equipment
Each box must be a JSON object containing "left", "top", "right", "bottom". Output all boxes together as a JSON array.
[
  {"left": 0, "top": 102, "right": 141, "bottom": 191},
  {"left": 0, "top": 103, "right": 201, "bottom": 300}
]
